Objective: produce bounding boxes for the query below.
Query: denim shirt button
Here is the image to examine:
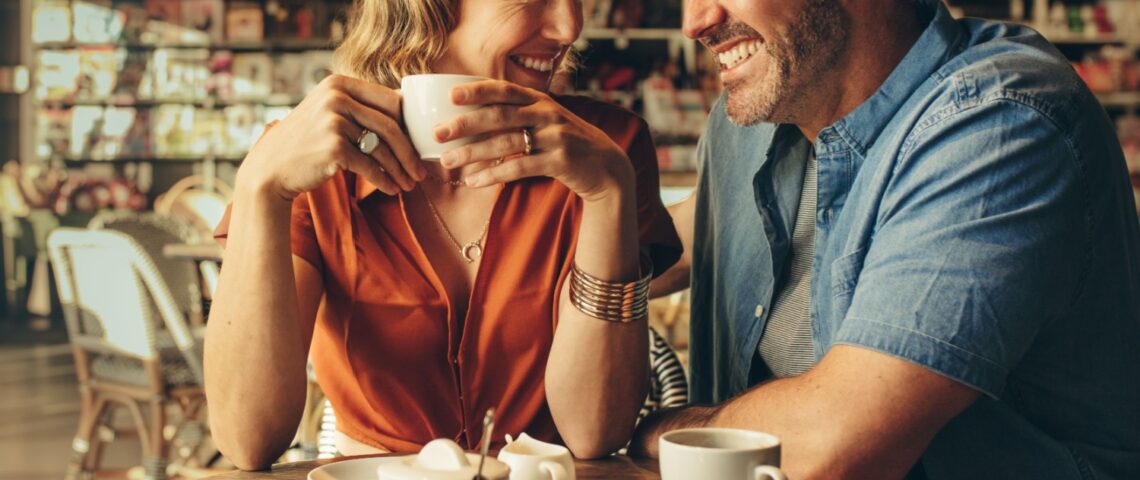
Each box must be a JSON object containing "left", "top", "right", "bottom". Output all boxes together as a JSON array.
[{"left": 755, "top": 304, "right": 765, "bottom": 317}]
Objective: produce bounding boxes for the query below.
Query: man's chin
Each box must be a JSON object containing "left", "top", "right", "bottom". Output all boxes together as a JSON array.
[{"left": 724, "top": 93, "right": 774, "bottom": 127}]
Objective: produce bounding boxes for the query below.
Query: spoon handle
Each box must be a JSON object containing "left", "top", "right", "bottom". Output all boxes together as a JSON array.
[{"left": 475, "top": 407, "right": 496, "bottom": 480}]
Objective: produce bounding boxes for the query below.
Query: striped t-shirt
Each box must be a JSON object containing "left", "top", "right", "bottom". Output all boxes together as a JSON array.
[{"left": 757, "top": 150, "right": 818, "bottom": 377}]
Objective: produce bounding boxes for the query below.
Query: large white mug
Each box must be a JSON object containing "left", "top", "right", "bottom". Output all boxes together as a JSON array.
[
  {"left": 659, "top": 428, "right": 787, "bottom": 480},
  {"left": 400, "top": 73, "right": 490, "bottom": 160},
  {"left": 497, "top": 433, "right": 575, "bottom": 480}
]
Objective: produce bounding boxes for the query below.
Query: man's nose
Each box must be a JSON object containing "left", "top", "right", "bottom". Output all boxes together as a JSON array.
[{"left": 683, "top": 0, "right": 726, "bottom": 40}]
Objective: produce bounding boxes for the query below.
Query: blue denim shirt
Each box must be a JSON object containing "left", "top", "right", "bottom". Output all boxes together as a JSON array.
[{"left": 689, "top": 1, "right": 1140, "bottom": 478}]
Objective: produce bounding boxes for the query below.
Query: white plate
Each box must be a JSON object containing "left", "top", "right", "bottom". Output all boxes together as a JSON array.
[{"left": 308, "top": 455, "right": 409, "bottom": 480}]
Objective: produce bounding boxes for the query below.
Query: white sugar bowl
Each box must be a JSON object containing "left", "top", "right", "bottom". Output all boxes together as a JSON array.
[{"left": 376, "top": 438, "right": 510, "bottom": 480}]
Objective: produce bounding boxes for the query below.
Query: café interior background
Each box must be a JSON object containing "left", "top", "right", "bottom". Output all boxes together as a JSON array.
[{"left": 1, "top": 0, "right": 1138, "bottom": 478}]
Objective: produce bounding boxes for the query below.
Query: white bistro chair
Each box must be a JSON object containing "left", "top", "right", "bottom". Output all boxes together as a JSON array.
[{"left": 47, "top": 228, "right": 207, "bottom": 480}]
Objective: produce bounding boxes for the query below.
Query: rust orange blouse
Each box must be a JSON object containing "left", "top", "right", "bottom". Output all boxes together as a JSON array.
[{"left": 216, "top": 96, "right": 681, "bottom": 453}]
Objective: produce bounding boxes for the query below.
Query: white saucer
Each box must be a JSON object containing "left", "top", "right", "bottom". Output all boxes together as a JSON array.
[{"left": 308, "top": 455, "right": 409, "bottom": 480}]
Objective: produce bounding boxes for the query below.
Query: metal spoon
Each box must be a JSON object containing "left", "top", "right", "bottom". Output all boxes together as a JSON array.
[{"left": 475, "top": 407, "right": 496, "bottom": 480}]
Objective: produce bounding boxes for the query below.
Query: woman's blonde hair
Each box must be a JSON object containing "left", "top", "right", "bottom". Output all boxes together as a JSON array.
[
  {"left": 332, "top": 0, "right": 458, "bottom": 88},
  {"left": 333, "top": 0, "right": 579, "bottom": 88}
]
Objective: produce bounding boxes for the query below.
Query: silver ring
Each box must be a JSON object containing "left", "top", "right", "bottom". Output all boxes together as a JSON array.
[
  {"left": 358, "top": 129, "right": 380, "bottom": 155},
  {"left": 521, "top": 128, "right": 533, "bottom": 156}
]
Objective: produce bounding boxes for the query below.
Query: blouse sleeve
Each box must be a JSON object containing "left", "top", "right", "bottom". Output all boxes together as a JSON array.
[
  {"left": 212, "top": 194, "right": 324, "bottom": 271},
  {"left": 626, "top": 117, "right": 683, "bottom": 278}
]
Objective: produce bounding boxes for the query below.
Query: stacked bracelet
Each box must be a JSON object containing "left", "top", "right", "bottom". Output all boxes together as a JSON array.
[{"left": 569, "top": 251, "right": 653, "bottom": 323}]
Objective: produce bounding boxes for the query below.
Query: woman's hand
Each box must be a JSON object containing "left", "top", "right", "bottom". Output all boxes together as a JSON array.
[
  {"left": 238, "top": 75, "right": 426, "bottom": 200},
  {"left": 434, "top": 80, "right": 634, "bottom": 204}
]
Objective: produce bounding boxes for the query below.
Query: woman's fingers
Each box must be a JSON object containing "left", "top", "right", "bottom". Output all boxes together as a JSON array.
[
  {"left": 463, "top": 153, "right": 550, "bottom": 188},
  {"left": 440, "top": 129, "right": 529, "bottom": 168},
  {"left": 335, "top": 120, "right": 414, "bottom": 193},
  {"left": 435, "top": 104, "right": 548, "bottom": 145},
  {"left": 336, "top": 144, "right": 403, "bottom": 195},
  {"left": 321, "top": 75, "right": 403, "bottom": 120},
  {"left": 366, "top": 143, "right": 415, "bottom": 191},
  {"left": 450, "top": 80, "right": 537, "bottom": 106},
  {"left": 338, "top": 95, "right": 426, "bottom": 182}
]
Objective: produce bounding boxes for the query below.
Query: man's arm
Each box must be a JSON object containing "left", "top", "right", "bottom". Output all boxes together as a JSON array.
[
  {"left": 649, "top": 193, "right": 695, "bottom": 298},
  {"left": 631, "top": 345, "right": 979, "bottom": 480}
]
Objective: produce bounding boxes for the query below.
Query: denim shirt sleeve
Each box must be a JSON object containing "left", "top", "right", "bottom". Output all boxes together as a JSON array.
[{"left": 833, "top": 97, "right": 1089, "bottom": 398}]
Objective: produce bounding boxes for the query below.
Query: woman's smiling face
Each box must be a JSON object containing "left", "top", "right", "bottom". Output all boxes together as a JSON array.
[{"left": 433, "top": 0, "right": 582, "bottom": 91}]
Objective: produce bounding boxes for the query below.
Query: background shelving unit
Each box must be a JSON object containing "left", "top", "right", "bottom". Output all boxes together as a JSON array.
[
  {"left": 23, "top": 0, "right": 351, "bottom": 209},
  {"left": 23, "top": 0, "right": 712, "bottom": 199}
]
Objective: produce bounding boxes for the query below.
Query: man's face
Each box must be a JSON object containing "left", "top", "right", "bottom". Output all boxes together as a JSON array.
[{"left": 684, "top": 0, "right": 849, "bottom": 126}]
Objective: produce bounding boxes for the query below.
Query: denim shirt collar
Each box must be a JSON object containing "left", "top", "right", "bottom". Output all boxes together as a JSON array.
[{"left": 822, "top": 0, "right": 964, "bottom": 155}]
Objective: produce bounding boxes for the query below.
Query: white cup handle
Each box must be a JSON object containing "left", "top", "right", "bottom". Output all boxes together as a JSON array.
[
  {"left": 541, "top": 460, "right": 568, "bottom": 480},
  {"left": 754, "top": 465, "right": 787, "bottom": 480}
]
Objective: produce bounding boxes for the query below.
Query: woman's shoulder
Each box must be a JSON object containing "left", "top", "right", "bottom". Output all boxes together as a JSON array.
[
  {"left": 554, "top": 94, "right": 651, "bottom": 152},
  {"left": 554, "top": 94, "right": 649, "bottom": 134}
]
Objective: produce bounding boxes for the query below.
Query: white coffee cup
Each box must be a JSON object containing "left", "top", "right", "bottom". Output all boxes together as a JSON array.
[
  {"left": 659, "top": 428, "right": 787, "bottom": 480},
  {"left": 400, "top": 73, "right": 490, "bottom": 160},
  {"left": 497, "top": 433, "right": 575, "bottom": 480}
]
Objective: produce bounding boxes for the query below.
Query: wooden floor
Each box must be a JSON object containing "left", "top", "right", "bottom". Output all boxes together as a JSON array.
[
  {"left": 0, "top": 318, "right": 313, "bottom": 480},
  {"left": 0, "top": 320, "right": 142, "bottom": 480}
]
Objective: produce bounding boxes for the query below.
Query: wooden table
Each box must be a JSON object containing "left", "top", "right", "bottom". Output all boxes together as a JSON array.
[{"left": 206, "top": 454, "right": 661, "bottom": 479}]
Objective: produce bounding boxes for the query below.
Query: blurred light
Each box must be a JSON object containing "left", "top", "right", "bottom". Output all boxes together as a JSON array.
[{"left": 0, "top": 66, "right": 30, "bottom": 94}]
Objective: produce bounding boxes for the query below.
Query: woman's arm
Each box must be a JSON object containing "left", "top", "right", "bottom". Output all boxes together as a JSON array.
[
  {"left": 546, "top": 165, "right": 648, "bottom": 459},
  {"left": 205, "top": 75, "right": 422, "bottom": 470},
  {"left": 205, "top": 188, "right": 322, "bottom": 470},
  {"left": 435, "top": 82, "right": 658, "bottom": 457}
]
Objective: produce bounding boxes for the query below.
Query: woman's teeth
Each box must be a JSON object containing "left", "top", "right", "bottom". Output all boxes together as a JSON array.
[
  {"left": 511, "top": 55, "right": 554, "bottom": 73},
  {"left": 719, "top": 40, "right": 762, "bottom": 69}
]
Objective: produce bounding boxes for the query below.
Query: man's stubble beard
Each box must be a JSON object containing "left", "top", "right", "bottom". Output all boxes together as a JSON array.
[{"left": 723, "top": 0, "right": 849, "bottom": 127}]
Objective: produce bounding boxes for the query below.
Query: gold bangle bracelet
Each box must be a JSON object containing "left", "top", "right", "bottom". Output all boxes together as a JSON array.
[{"left": 568, "top": 250, "right": 653, "bottom": 323}]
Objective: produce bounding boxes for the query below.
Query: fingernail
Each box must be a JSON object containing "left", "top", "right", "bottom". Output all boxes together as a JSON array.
[
  {"left": 435, "top": 126, "right": 450, "bottom": 141},
  {"left": 416, "top": 165, "right": 428, "bottom": 180},
  {"left": 452, "top": 88, "right": 467, "bottom": 104},
  {"left": 465, "top": 175, "right": 484, "bottom": 187},
  {"left": 440, "top": 151, "right": 456, "bottom": 166}
]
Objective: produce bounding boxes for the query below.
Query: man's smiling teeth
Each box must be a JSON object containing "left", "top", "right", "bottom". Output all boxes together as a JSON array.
[
  {"left": 719, "top": 40, "right": 762, "bottom": 69},
  {"left": 511, "top": 55, "right": 554, "bottom": 73}
]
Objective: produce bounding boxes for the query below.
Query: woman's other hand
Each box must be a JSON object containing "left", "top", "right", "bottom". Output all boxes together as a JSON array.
[
  {"left": 238, "top": 75, "right": 426, "bottom": 200},
  {"left": 434, "top": 80, "right": 635, "bottom": 204}
]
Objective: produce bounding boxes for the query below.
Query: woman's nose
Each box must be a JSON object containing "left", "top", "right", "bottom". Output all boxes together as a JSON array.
[{"left": 545, "top": 0, "right": 584, "bottom": 45}]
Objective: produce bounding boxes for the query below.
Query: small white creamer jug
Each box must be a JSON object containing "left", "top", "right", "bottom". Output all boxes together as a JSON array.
[{"left": 496, "top": 433, "right": 575, "bottom": 480}]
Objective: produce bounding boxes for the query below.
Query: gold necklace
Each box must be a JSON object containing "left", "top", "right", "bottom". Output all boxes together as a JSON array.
[
  {"left": 420, "top": 187, "right": 492, "bottom": 263},
  {"left": 425, "top": 173, "right": 465, "bottom": 187}
]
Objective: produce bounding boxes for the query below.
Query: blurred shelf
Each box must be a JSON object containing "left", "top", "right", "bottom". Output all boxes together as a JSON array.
[
  {"left": 34, "top": 39, "right": 336, "bottom": 51},
  {"left": 1041, "top": 32, "right": 1138, "bottom": 45},
  {"left": 660, "top": 170, "right": 697, "bottom": 187},
  {"left": 1012, "top": 22, "right": 1140, "bottom": 45},
  {"left": 35, "top": 97, "right": 303, "bottom": 108},
  {"left": 1096, "top": 92, "right": 1140, "bottom": 108},
  {"left": 581, "top": 28, "right": 690, "bottom": 41},
  {"left": 569, "top": 90, "right": 637, "bottom": 104},
  {"left": 61, "top": 156, "right": 244, "bottom": 164}
]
